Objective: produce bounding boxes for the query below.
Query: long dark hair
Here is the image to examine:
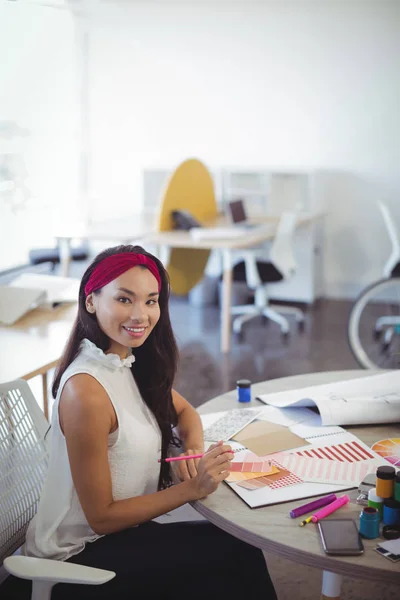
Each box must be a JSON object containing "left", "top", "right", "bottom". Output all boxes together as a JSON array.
[{"left": 52, "top": 244, "right": 180, "bottom": 489}]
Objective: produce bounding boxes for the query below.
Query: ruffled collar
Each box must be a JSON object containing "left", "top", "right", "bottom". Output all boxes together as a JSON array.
[{"left": 80, "top": 338, "right": 135, "bottom": 370}]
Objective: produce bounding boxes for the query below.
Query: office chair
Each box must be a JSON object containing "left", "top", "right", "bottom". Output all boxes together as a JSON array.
[
  {"left": 0, "top": 379, "right": 115, "bottom": 600},
  {"left": 378, "top": 201, "right": 400, "bottom": 278},
  {"left": 231, "top": 211, "right": 305, "bottom": 340}
]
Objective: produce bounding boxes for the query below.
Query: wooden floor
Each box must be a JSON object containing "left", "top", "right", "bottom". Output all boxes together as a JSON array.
[{"left": 170, "top": 296, "right": 361, "bottom": 408}]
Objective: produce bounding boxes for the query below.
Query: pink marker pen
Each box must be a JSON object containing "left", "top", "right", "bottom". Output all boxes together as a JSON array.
[{"left": 311, "top": 494, "right": 350, "bottom": 523}]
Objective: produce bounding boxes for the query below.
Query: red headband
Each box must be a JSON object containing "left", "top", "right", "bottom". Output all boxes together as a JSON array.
[{"left": 84, "top": 253, "right": 162, "bottom": 296}]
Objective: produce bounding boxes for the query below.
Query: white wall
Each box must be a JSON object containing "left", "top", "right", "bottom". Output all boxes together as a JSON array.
[
  {"left": 87, "top": 0, "right": 400, "bottom": 298},
  {"left": 0, "top": 4, "right": 79, "bottom": 270}
]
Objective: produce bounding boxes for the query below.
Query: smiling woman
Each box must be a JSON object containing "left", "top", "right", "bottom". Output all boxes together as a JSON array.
[
  {"left": 1, "top": 244, "right": 277, "bottom": 600},
  {"left": 52, "top": 245, "right": 178, "bottom": 489},
  {"left": 85, "top": 261, "right": 162, "bottom": 354}
]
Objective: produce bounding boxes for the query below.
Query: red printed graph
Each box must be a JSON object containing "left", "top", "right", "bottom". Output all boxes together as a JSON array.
[
  {"left": 296, "top": 440, "right": 375, "bottom": 463},
  {"left": 371, "top": 438, "right": 400, "bottom": 467}
]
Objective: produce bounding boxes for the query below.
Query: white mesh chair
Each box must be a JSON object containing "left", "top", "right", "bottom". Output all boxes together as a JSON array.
[
  {"left": 0, "top": 379, "right": 115, "bottom": 600},
  {"left": 231, "top": 211, "right": 305, "bottom": 338},
  {"left": 378, "top": 201, "right": 400, "bottom": 278}
]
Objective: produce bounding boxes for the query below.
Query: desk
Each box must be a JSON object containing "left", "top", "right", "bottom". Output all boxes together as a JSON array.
[
  {"left": 56, "top": 213, "right": 319, "bottom": 353},
  {"left": 0, "top": 304, "right": 77, "bottom": 419},
  {"left": 195, "top": 370, "right": 400, "bottom": 599},
  {"left": 146, "top": 213, "right": 317, "bottom": 353}
]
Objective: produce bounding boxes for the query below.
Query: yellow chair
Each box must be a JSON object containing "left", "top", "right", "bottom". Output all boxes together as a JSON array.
[{"left": 157, "top": 158, "right": 217, "bottom": 295}]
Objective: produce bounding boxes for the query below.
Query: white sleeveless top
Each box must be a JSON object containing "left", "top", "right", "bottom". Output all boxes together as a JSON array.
[{"left": 22, "top": 338, "right": 162, "bottom": 561}]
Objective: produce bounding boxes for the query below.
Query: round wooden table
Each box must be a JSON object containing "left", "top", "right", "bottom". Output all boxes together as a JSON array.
[{"left": 195, "top": 371, "right": 400, "bottom": 599}]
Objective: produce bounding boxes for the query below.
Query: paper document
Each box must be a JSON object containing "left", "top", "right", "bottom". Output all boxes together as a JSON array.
[
  {"left": 257, "top": 372, "right": 400, "bottom": 426},
  {"left": 378, "top": 539, "right": 400, "bottom": 555},
  {"left": 10, "top": 273, "right": 79, "bottom": 306},
  {"left": 203, "top": 408, "right": 263, "bottom": 441},
  {"left": 256, "top": 406, "right": 316, "bottom": 427}
]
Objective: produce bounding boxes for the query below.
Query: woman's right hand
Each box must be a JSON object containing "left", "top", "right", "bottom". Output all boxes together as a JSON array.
[{"left": 189, "top": 441, "right": 234, "bottom": 500}]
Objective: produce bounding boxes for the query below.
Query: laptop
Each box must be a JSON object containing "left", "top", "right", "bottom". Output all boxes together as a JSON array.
[{"left": 227, "top": 199, "right": 257, "bottom": 229}]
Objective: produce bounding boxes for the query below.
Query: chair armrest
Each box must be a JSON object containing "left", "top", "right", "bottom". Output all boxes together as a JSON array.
[{"left": 4, "top": 555, "right": 115, "bottom": 585}]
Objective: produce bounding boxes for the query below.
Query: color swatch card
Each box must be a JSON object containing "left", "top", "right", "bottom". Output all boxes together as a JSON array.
[
  {"left": 237, "top": 461, "right": 303, "bottom": 491},
  {"left": 229, "top": 460, "right": 274, "bottom": 473},
  {"left": 232, "top": 419, "right": 308, "bottom": 456},
  {"left": 375, "top": 539, "right": 400, "bottom": 562},
  {"left": 203, "top": 408, "right": 263, "bottom": 442},
  {"left": 276, "top": 454, "right": 380, "bottom": 486},
  {"left": 371, "top": 438, "right": 400, "bottom": 467},
  {"left": 226, "top": 464, "right": 279, "bottom": 483}
]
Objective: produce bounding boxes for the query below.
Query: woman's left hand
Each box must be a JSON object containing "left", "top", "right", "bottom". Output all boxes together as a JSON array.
[{"left": 174, "top": 448, "right": 203, "bottom": 481}]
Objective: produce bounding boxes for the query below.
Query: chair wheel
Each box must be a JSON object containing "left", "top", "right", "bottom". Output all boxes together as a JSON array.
[
  {"left": 234, "top": 330, "right": 244, "bottom": 343},
  {"left": 298, "top": 320, "right": 305, "bottom": 332},
  {"left": 281, "top": 330, "right": 290, "bottom": 341}
]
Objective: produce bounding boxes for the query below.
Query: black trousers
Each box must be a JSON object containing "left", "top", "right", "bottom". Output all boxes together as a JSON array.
[{"left": 1, "top": 521, "right": 277, "bottom": 600}]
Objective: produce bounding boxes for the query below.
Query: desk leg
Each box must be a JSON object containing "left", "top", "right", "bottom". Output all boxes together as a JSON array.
[
  {"left": 321, "top": 570, "right": 342, "bottom": 600},
  {"left": 42, "top": 372, "right": 49, "bottom": 421},
  {"left": 57, "top": 237, "right": 72, "bottom": 278},
  {"left": 221, "top": 249, "right": 232, "bottom": 354}
]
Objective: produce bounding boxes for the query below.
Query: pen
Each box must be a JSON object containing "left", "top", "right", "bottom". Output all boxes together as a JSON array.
[
  {"left": 158, "top": 448, "right": 242, "bottom": 463},
  {"left": 159, "top": 454, "right": 204, "bottom": 463},
  {"left": 311, "top": 494, "right": 350, "bottom": 523},
  {"left": 299, "top": 516, "right": 313, "bottom": 527},
  {"left": 290, "top": 493, "right": 337, "bottom": 519}
]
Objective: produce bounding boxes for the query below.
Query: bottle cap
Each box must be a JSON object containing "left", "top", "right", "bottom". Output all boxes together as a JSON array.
[
  {"left": 376, "top": 465, "right": 396, "bottom": 480},
  {"left": 384, "top": 498, "right": 400, "bottom": 509},
  {"left": 362, "top": 506, "right": 379, "bottom": 517},
  {"left": 396, "top": 471, "right": 400, "bottom": 484},
  {"left": 236, "top": 379, "right": 251, "bottom": 388},
  {"left": 368, "top": 488, "right": 383, "bottom": 503}
]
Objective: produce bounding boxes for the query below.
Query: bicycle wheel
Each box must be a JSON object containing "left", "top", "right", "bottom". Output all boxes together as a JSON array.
[{"left": 348, "top": 277, "right": 400, "bottom": 369}]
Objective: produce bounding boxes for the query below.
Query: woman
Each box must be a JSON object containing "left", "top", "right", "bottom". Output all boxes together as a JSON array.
[{"left": 2, "top": 245, "right": 277, "bottom": 599}]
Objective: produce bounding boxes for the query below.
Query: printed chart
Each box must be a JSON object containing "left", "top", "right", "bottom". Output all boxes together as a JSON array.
[
  {"left": 371, "top": 438, "right": 400, "bottom": 467},
  {"left": 296, "top": 440, "right": 375, "bottom": 463}
]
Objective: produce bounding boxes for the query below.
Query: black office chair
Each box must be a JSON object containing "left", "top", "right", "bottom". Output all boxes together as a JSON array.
[{"left": 29, "top": 243, "right": 89, "bottom": 271}]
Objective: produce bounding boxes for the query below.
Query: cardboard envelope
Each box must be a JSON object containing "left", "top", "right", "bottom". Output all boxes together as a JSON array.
[{"left": 232, "top": 420, "right": 309, "bottom": 456}]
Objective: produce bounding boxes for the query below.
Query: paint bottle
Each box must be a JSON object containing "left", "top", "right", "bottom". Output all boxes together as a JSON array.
[
  {"left": 368, "top": 488, "right": 383, "bottom": 519},
  {"left": 359, "top": 506, "right": 380, "bottom": 539},
  {"left": 395, "top": 472, "right": 400, "bottom": 503},
  {"left": 383, "top": 499, "right": 400, "bottom": 526},
  {"left": 237, "top": 379, "right": 251, "bottom": 403},
  {"left": 375, "top": 465, "right": 395, "bottom": 499}
]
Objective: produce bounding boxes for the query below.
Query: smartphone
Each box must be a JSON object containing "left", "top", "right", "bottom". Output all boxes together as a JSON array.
[{"left": 318, "top": 519, "right": 364, "bottom": 556}]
